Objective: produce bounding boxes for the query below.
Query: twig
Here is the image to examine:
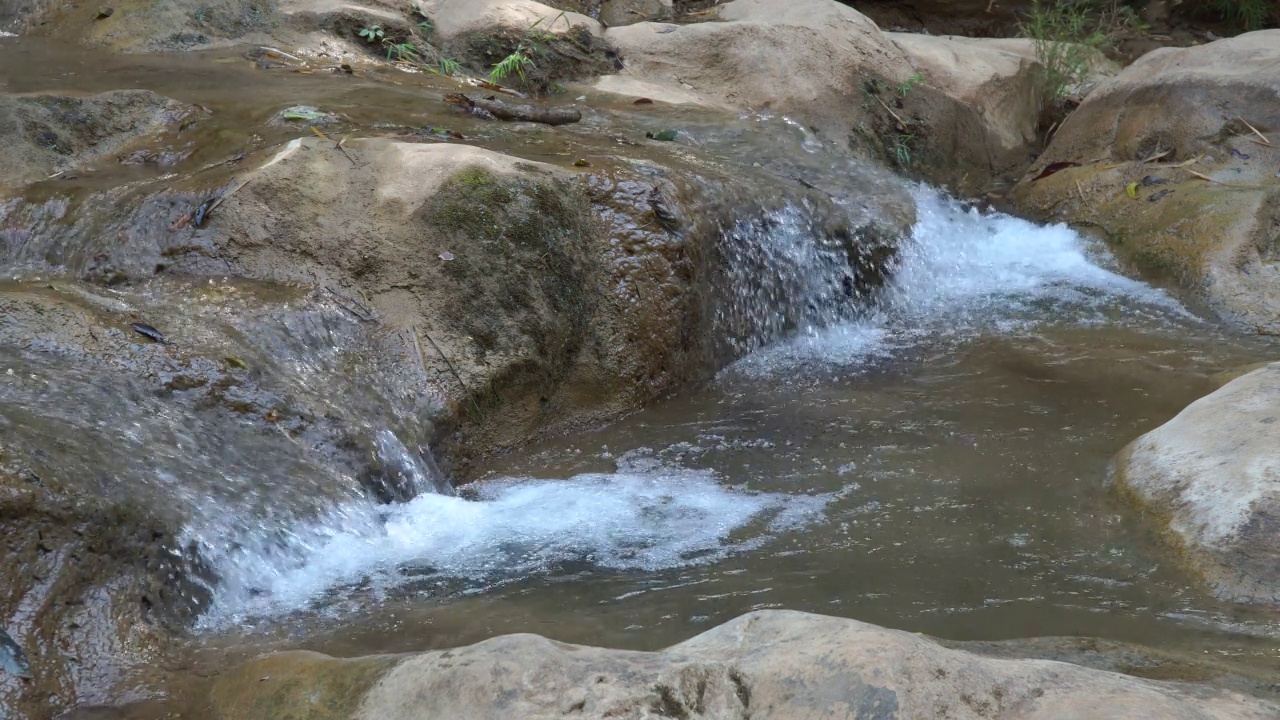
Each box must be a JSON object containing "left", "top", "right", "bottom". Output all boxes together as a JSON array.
[
  {"left": 873, "top": 94, "right": 908, "bottom": 132},
  {"left": 1076, "top": 180, "right": 1086, "bottom": 202},
  {"left": 410, "top": 326, "right": 430, "bottom": 380},
  {"left": 324, "top": 285, "right": 376, "bottom": 321},
  {"left": 1239, "top": 117, "right": 1270, "bottom": 144},
  {"left": 258, "top": 46, "right": 306, "bottom": 64},
  {"left": 311, "top": 126, "right": 360, "bottom": 166},
  {"left": 1250, "top": 139, "right": 1279, "bottom": 149},
  {"left": 417, "top": 326, "right": 482, "bottom": 417},
  {"left": 1170, "top": 155, "right": 1203, "bottom": 168},
  {"left": 1186, "top": 169, "right": 1255, "bottom": 188},
  {"left": 1141, "top": 149, "right": 1171, "bottom": 163}
]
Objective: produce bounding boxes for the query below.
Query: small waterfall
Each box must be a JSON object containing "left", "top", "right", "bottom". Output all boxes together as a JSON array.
[
  {"left": 713, "top": 202, "right": 896, "bottom": 356},
  {"left": 373, "top": 429, "right": 452, "bottom": 500}
]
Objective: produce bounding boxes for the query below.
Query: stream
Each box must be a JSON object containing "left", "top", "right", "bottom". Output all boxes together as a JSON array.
[
  {"left": 3, "top": 35, "right": 1280, "bottom": 715},
  {"left": 184, "top": 188, "right": 1280, "bottom": 680}
]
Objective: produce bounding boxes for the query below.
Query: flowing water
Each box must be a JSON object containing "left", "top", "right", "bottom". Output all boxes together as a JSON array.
[
  {"left": 4, "top": 35, "right": 1280, "bottom": 711},
  {"left": 184, "top": 189, "right": 1280, "bottom": 680}
]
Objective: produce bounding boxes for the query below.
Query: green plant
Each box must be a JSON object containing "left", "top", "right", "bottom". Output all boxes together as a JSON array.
[
  {"left": 1019, "top": 0, "right": 1107, "bottom": 103},
  {"left": 358, "top": 24, "right": 385, "bottom": 43},
  {"left": 384, "top": 41, "right": 419, "bottom": 62},
  {"left": 433, "top": 57, "right": 461, "bottom": 77},
  {"left": 488, "top": 11, "right": 570, "bottom": 84},
  {"left": 898, "top": 72, "right": 925, "bottom": 96},
  {"left": 1200, "top": 0, "right": 1273, "bottom": 29},
  {"left": 891, "top": 133, "right": 915, "bottom": 166}
]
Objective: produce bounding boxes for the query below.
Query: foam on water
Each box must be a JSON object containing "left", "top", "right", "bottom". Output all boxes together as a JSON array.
[
  {"left": 734, "top": 186, "right": 1190, "bottom": 374},
  {"left": 202, "top": 469, "right": 830, "bottom": 624},
  {"left": 201, "top": 185, "right": 1189, "bottom": 625}
]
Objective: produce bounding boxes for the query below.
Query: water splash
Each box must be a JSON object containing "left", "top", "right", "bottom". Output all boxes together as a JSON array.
[
  {"left": 732, "top": 186, "right": 1191, "bottom": 374},
  {"left": 200, "top": 468, "right": 832, "bottom": 625}
]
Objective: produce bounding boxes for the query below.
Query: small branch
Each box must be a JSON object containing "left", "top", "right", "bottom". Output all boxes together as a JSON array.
[
  {"left": 1186, "top": 169, "right": 1256, "bottom": 188},
  {"left": 873, "top": 94, "right": 908, "bottom": 132},
  {"left": 1239, "top": 117, "right": 1270, "bottom": 144},
  {"left": 416, "top": 326, "right": 483, "bottom": 417},
  {"left": 1250, "top": 139, "right": 1279, "bottom": 150}
]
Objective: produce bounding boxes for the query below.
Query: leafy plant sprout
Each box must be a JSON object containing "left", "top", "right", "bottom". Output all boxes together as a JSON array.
[
  {"left": 488, "top": 11, "right": 570, "bottom": 84},
  {"left": 898, "top": 72, "right": 925, "bottom": 96}
]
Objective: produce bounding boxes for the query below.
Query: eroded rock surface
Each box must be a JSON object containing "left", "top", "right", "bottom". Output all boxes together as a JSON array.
[
  {"left": 1114, "top": 363, "right": 1280, "bottom": 605},
  {"left": 209, "top": 610, "right": 1280, "bottom": 719},
  {"left": 0, "top": 90, "right": 195, "bottom": 190},
  {"left": 1014, "top": 30, "right": 1280, "bottom": 333}
]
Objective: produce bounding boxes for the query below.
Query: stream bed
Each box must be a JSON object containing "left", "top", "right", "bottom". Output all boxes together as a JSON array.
[
  {"left": 4, "top": 35, "right": 1280, "bottom": 715},
  {"left": 185, "top": 188, "right": 1280, "bottom": 681}
]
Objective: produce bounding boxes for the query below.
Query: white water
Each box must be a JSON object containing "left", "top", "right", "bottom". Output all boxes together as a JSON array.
[
  {"left": 201, "top": 186, "right": 1192, "bottom": 626},
  {"left": 733, "top": 187, "right": 1189, "bottom": 373}
]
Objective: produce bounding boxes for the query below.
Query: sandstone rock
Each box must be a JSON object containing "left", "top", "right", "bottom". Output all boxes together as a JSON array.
[
  {"left": 0, "top": 90, "right": 193, "bottom": 190},
  {"left": 1013, "top": 31, "right": 1280, "bottom": 333},
  {"left": 599, "top": 0, "right": 669, "bottom": 27},
  {"left": 417, "top": 0, "right": 614, "bottom": 89},
  {"left": 1114, "top": 363, "right": 1280, "bottom": 604},
  {"left": 209, "top": 609, "right": 1280, "bottom": 719},
  {"left": 419, "top": 0, "right": 601, "bottom": 42},
  {"left": 605, "top": 0, "right": 913, "bottom": 127},
  {"left": 603, "top": 0, "right": 1058, "bottom": 193},
  {"left": 887, "top": 34, "right": 1043, "bottom": 186}
]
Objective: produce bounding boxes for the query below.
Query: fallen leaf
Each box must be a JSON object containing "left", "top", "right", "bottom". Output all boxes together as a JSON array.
[
  {"left": 439, "top": 251, "right": 454, "bottom": 261},
  {"left": 646, "top": 130, "right": 678, "bottom": 142},
  {"left": 573, "top": 159, "right": 591, "bottom": 167},
  {"left": 1125, "top": 182, "right": 1139, "bottom": 199}
]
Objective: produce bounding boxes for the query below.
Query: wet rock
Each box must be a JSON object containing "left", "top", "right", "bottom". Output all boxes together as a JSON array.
[
  {"left": 1013, "top": 30, "right": 1280, "bottom": 334},
  {"left": 1113, "top": 362, "right": 1280, "bottom": 605},
  {"left": 0, "top": 90, "right": 194, "bottom": 190},
  {"left": 0, "top": 449, "right": 184, "bottom": 718},
  {"left": 208, "top": 610, "right": 1280, "bottom": 719}
]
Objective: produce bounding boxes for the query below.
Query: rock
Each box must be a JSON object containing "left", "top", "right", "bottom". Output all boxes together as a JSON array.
[
  {"left": 417, "top": 0, "right": 614, "bottom": 90},
  {"left": 602, "top": 0, "right": 1061, "bottom": 193},
  {"left": 1113, "top": 363, "right": 1280, "bottom": 605},
  {"left": 209, "top": 610, "right": 1280, "bottom": 719},
  {"left": 0, "top": 90, "right": 194, "bottom": 190},
  {"left": 419, "top": 0, "right": 601, "bottom": 42},
  {"left": 605, "top": 0, "right": 913, "bottom": 128},
  {"left": 887, "top": 34, "right": 1044, "bottom": 187},
  {"left": 598, "top": 0, "right": 669, "bottom": 27},
  {"left": 1013, "top": 31, "right": 1280, "bottom": 333}
]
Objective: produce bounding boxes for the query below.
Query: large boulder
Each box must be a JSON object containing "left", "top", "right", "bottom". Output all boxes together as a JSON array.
[
  {"left": 605, "top": 0, "right": 912, "bottom": 128},
  {"left": 885, "top": 34, "right": 1044, "bottom": 190},
  {"left": 1013, "top": 31, "right": 1280, "bottom": 333},
  {"left": 1114, "top": 363, "right": 1280, "bottom": 605},
  {"left": 208, "top": 610, "right": 1280, "bottom": 719},
  {"left": 602, "top": 0, "right": 1060, "bottom": 193},
  {"left": 416, "top": 0, "right": 614, "bottom": 90},
  {"left": 2, "top": 134, "right": 911, "bottom": 462}
]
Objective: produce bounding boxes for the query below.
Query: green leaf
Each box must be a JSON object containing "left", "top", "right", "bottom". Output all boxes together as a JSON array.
[{"left": 646, "top": 130, "right": 678, "bottom": 142}]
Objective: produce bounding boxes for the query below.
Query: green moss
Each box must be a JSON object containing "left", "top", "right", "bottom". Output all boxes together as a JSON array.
[{"left": 421, "top": 164, "right": 601, "bottom": 415}]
